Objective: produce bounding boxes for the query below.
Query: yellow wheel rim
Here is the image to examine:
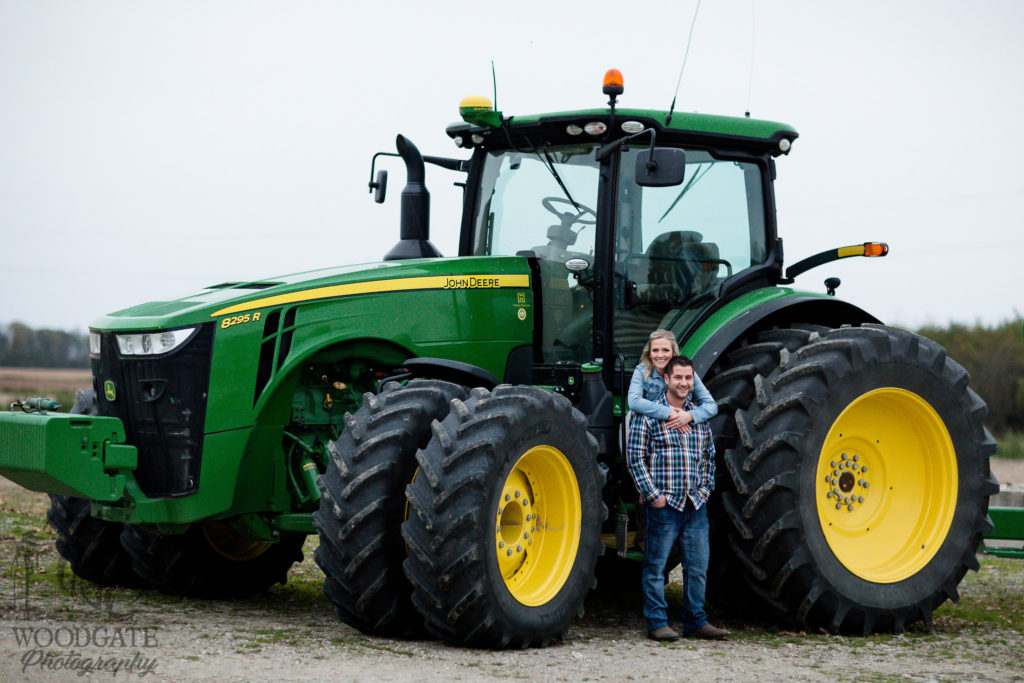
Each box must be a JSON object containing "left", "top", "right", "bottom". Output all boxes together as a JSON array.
[
  {"left": 495, "top": 445, "right": 582, "bottom": 606},
  {"left": 816, "top": 388, "right": 957, "bottom": 583},
  {"left": 202, "top": 522, "right": 272, "bottom": 562}
]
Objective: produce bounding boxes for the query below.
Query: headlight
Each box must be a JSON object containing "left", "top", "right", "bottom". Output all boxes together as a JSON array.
[
  {"left": 89, "top": 332, "right": 102, "bottom": 356},
  {"left": 115, "top": 327, "right": 197, "bottom": 356}
]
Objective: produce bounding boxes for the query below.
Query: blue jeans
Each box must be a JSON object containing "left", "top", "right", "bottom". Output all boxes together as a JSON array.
[{"left": 641, "top": 500, "right": 709, "bottom": 633}]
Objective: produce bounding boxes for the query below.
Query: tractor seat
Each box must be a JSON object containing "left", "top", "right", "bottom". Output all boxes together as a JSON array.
[{"left": 638, "top": 230, "right": 720, "bottom": 302}]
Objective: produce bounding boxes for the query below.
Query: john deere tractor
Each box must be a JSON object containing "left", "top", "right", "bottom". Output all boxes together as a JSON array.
[{"left": 0, "top": 69, "right": 998, "bottom": 647}]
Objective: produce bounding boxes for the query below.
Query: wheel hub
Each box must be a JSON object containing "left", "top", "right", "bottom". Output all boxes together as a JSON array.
[
  {"left": 202, "top": 522, "right": 272, "bottom": 562},
  {"left": 823, "top": 452, "right": 869, "bottom": 512},
  {"left": 494, "top": 445, "right": 582, "bottom": 606},
  {"left": 816, "top": 388, "right": 957, "bottom": 583}
]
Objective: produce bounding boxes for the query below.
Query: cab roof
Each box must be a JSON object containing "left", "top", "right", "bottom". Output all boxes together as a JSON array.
[{"left": 447, "top": 108, "right": 798, "bottom": 157}]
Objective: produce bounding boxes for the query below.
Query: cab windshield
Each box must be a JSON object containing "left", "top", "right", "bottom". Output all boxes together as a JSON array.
[
  {"left": 613, "top": 146, "right": 767, "bottom": 361},
  {"left": 468, "top": 143, "right": 768, "bottom": 362},
  {"left": 469, "top": 144, "right": 599, "bottom": 261}
]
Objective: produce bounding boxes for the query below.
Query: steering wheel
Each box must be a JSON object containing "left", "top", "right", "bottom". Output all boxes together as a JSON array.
[{"left": 541, "top": 197, "right": 597, "bottom": 225}]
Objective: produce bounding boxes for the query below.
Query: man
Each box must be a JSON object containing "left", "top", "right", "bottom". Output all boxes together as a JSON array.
[{"left": 626, "top": 355, "right": 729, "bottom": 642}]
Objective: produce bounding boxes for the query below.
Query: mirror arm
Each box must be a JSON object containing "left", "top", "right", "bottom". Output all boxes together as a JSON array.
[
  {"left": 595, "top": 127, "right": 657, "bottom": 161},
  {"left": 369, "top": 151, "right": 401, "bottom": 194},
  {"left": 423, "top": 155, "right": 470, "bottom": 172}
]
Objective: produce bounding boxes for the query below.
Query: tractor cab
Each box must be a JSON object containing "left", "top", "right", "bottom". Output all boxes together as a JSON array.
[{"left": 446, "top": 71, "right": 796, "bottom": 377}]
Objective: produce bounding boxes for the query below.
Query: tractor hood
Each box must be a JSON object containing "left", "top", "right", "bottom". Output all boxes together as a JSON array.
[{"left": 89, "top": 256, "right": 531, "bottom": 332}]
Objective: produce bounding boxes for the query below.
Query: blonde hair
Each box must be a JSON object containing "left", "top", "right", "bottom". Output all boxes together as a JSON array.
[{"left": 638, "top": 329, "right": 680, "bottom": 379}]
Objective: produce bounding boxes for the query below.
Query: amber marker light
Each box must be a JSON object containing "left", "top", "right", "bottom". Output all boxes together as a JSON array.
[
  {"left": 602, "top": 69, "right": 624, "bottom": 96},
  {"left": 863, "top": 242, "right": 889, "bottom": 257}
]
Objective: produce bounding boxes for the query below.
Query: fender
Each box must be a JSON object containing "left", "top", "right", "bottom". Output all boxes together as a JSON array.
[
  {"left": 390, "top": 357, "right": 499, "bottom": 390},
  {"left": 682, "top": 289, "right": 880, "bottom": 377}
]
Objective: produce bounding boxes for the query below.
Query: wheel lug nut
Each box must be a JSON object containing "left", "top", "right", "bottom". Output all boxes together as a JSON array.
[
  {"left": 499, "top": 541, "right": 505, "bottom": 548},
  {"left": 835, "top": 503, "right": 842, "bottom": 510},
  {"left": 830, "top": 461, "right": 837, "bottom": 468},
  {"left": 861, "top": 466, "right": 868, "bottom": 474},
  {"left": 516, "top": 545, "right": 522, "bottom": 552},
  {"left": 847, "top": 505, "right": 854, "bottom": 511},
  {"left": 515, "top": 491, "right": 521, "bottom": 498},
  {"left": 858, "top": 496, "right": 864, "bottom": 503},
  {"left": 827, "top": 491, "right": 834, "bottom": 499},
  {"left": 505, "top": 494, "right": 511, "bottom": 501},
  {"left": 863, "top": 482, "right": 870, "bottom": 488},
  {"left": 841, "top": 453, "right": 848, "bottom": 460},
  {"left": 507, "top": 549, "right": 513, "bottom": 556},
  {"left": 853, "top": 454, "right": 859, "bottom": 462}
]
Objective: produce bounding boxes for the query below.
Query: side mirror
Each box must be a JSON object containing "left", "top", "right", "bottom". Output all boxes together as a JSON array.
[
  {"left": 635, "top": 148, "right": 686, "bottom": 187},
  {"left": 372, "top": 169, "right": 388, "bottom": 204}
]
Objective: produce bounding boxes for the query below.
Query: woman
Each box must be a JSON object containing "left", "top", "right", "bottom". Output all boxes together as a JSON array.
[{"left": 627, "top": 329, "right": 717, "bottom": 431}]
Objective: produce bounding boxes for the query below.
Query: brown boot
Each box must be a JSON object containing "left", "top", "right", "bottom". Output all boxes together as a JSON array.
[
  {"left": 647, "top": 626, "right": 681, "bottom": 642},
  {"left": 685, "top": 623, "right": 729, "bottom": 640}
]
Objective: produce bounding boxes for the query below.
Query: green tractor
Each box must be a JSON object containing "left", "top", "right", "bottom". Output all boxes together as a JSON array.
[{"left": 0, "top": 70, "right": 998, "bottom": 647}]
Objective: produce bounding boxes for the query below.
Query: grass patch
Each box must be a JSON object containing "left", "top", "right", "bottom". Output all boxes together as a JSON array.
[
  {"left": 995, "top": 430, "right": 1024, "bottom": 460},
  {"left": 933, "top": 557, "right": 1024, "bottom": 632}
]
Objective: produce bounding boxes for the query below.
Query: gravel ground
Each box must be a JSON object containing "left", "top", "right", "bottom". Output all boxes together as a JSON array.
[{"left": 0, "top": 466, "right": 1021, "bottom": 682}]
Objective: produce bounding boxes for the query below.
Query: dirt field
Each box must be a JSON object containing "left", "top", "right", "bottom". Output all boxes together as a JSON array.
[{"left": 0, "top": 476, "right": 1021, "bottom": 682}]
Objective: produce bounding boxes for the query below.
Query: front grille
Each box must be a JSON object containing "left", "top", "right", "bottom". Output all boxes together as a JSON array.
[{"left": 91, "top": 324, "right": 214, "bottom": 498}]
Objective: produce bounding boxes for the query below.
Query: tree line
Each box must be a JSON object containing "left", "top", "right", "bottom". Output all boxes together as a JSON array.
[
  {"left": 917, "top": 319, "right": 1024, "bottom": 433},
  {"left": 0, "top": 323, "right": 89, "bottom": 368},
  {"left": 2, "top": 318, "right": 1022, "bottom": 430}
]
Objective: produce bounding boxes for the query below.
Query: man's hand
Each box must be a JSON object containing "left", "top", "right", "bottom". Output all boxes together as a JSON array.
[
  {"left": 651, "top": 495, "right": 667, "bottom": 508},
  {"left": 665, "top": 408, "right": 693, "bottom": 434}
]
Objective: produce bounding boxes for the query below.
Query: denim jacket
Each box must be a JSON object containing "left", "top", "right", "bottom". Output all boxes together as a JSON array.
[{"left": 627, "top": 365, "right": 718, "bottom": 423}]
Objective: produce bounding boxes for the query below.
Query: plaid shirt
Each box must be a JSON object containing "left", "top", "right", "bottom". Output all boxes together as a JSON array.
[{"left": 626, "top": 395, "right": 716, "bottom": 511}]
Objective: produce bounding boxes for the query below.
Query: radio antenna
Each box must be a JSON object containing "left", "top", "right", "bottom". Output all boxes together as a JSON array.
[
  {"left": 745, "top": 0, "right": 755, "bottom": 117},
  {"left": 491, "top": 60, "right": 498, "bottom": 111},
  {"left": 665, "top": 0, "right": 702, "bottom": 126}
]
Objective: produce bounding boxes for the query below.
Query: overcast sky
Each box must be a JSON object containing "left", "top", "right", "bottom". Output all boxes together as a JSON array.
[{"left": 1, "top": 0, "right": 1022, "bottom": 332}]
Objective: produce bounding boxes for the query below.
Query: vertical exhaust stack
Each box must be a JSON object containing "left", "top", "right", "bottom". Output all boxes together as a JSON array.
[{"left": 384, "top": 135, "right": 442, "bottom": 261}]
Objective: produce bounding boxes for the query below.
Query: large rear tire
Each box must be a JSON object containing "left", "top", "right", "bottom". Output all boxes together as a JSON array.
[
  {"left": 721, "top": 324, "right": 998, "bottom": 633},
  {"left": 312, "top": 379, "right": 468, "bottom": 637},
  {"left": 702, "top": 325, "right": 825, "bottom": 613},
  {"left": 120, "top": 523, "right": 305, "bottom": 598},
  {"left": 47, "top": 388, "right": 141, "bottom": 587},
  {"left": 402, "top": 386, "right": 606, "bottom": 648}
]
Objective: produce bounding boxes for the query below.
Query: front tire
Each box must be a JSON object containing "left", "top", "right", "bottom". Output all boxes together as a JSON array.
[
  {"left": 721, "top": 325, "right": 998, "bottom": 633},
  {"left": 312, "top": 379, "right": 468, "bottom": 637},
  {"left": 120, "top": 523, "right": 305, "bottom": 598},
  {"left": 402, "top": 386, "right": 606, "bottom": 648}
]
